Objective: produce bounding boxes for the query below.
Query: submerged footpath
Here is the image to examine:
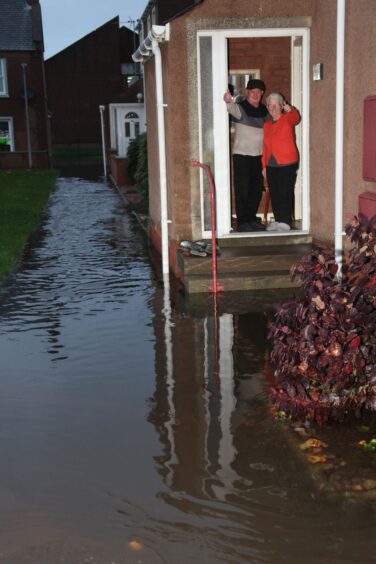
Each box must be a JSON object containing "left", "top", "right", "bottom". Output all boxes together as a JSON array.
[
  {"left": 276, "top": 413, "right": 376, "bottom": 500},
  {"left": 111, "top": 175, "right": 376, "bottom": 502}
]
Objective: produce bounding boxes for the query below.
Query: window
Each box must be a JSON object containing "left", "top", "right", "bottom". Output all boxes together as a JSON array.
[
  {"left": 113, "top": 108, "right": 119, "bottom": 152},
  {"left": 228, "top": 69, "right": 260, "bottom": 99},
  {"left": 121, "top": 63, "right": 141, "bottom": 88},
  {"left": 124, "top": 112, "right": 140, "bottom": 140},
  {"left": 0, "top": 59, "right": 9, "bottom": 96},
  {"left": 0, "top": 118, "right": 14, "bottom": 152},
  {"left": 198, "top": 35, "right": 214, "bottom": 231},
  {"left": 120, "top": 63, "right": 141, "bottom": 89},
  {"left": 363, "top": 96, "right": 376, "bottom": 182}
]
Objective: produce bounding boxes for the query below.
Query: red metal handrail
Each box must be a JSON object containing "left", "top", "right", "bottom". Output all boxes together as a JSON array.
[
  {"left": 191, "top": 161, "right": 224, "bottom": 390},
  {"left": 191, "top": 161, "right": 223, "bottom": 293}
]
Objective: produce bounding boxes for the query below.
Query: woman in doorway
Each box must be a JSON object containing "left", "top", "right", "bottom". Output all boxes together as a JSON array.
[{"left": 262, "top": 93, "right": 300, "bottom": 232}]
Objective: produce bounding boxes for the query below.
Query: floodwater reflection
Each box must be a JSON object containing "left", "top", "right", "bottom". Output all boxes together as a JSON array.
[{"left": 0, "top": 174, "right": 375, "bottom": 563}]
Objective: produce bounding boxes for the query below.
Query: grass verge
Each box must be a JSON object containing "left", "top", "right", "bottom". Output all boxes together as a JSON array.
[{"left": 0, "top": 169, "right": 58, "bottom": 282}]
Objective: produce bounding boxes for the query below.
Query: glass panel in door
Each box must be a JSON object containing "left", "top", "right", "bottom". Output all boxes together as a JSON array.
[{"left": 198, "top": 36, "right": 215, "bottom": 231}]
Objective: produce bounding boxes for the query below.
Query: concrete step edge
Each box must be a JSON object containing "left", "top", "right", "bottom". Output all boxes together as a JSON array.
[
  {"left": 177, "top": 252, "right": 307, "bottom": 276},
  {"left": 218, "top": 234, "right": 313, "bottom": 247},
  {"left": 184, "top": 271, "right": 299, "bottom": 294}
]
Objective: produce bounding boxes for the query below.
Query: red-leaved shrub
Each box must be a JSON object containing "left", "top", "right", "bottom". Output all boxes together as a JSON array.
[{"left": 268, "top": 216, "right": 376, "bottom": 425}]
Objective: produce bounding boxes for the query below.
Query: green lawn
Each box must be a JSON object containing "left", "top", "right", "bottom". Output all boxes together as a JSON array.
[{"left": 0, "top": 169, "right": 58, "bottom": 282}]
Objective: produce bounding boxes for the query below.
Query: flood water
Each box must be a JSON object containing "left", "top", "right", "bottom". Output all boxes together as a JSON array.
[{"left": 0, "top": 171, "right": 375, "bottom": 563}]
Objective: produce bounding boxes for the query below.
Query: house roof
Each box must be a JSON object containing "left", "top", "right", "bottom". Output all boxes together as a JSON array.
[
  {"left": 46, "top": 16, "right": 121, "bottom": 61},
  {"left": 0, "top": 0, "right": 39, "bottom": 51},
  {"left": 138, "top": 0, "right": 203, "bottom": 28}
]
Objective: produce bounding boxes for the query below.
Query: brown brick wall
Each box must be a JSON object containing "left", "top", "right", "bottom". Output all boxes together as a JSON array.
[
  {"left": 228, "top": 37, "right": 291, "bottom": 101},
  {"left": 45, "top": 18, "right": 136, "bottom": 146},
  {"left": 0, "top": 50, "right": 50, "bottom": 169}
]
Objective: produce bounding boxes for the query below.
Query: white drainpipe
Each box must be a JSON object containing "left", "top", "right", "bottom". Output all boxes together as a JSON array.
[
  {"left": 99, "top": 105, "right": 107, "bottom": 177},
  {"left": 133, "top": 26, "right": 170, "bottom": 275},
  {"left": 152, "top": 40, "right": 169, "bottom": 275},
  {"left": 335, "top": 0, "right": 346, "bottom": 277}
]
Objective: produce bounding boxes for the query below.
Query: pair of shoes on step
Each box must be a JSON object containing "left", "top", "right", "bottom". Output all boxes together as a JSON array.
[
  {"left": 238, "top": 220, "right": 266, "bottom": 232},
  {"left": 266, "top": 221, "right": 291, "bottom": 232},
  {"left": 188, "top": 240, "right": 221, "bottom": 257}
]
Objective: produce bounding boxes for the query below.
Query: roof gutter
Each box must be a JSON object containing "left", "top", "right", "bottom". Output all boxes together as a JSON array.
[
  {"left": 132, "top": 25, "right": 170, "bottom": 275},
  {"left": 132, "top": 24, "right": 169, "bottom": 63}
]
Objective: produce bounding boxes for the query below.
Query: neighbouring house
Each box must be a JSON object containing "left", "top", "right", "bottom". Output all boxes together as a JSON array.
[
  {"left": 107, "top": 70, "right": 146, "bottom": 187},
  {"left": 107, "top": 98, "right": 147, "bottom": 187},
  {"left": 0, "top": 0, "right": 51, "bottom": 169},
  {"left": 45, "top": 16, "right": 145, "bottom": 176},
  {"left": 133, "top": 0, "right": 376, "bottom": 291}
]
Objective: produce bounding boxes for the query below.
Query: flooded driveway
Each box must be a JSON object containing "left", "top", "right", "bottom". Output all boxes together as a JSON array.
[{"left": 0, "top": 172, "right": 375, "bottom": 563}]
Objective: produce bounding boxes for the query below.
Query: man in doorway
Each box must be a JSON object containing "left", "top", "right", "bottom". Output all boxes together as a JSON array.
[{"left": 223, "top": 79, "right": 268, "bottom": 232}]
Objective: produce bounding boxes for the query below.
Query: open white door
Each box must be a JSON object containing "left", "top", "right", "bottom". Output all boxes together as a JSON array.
[{"left": 197, "top": 28, "right": 310, "bottom": 238}]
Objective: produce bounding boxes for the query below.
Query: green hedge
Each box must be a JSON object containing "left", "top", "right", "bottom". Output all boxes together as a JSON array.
[{"left": 126, "top": 133, "right": 148, "bottom": 208}]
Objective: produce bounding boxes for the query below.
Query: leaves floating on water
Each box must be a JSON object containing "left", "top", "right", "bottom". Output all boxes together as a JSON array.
[
  {"left": 357, "top": 438, "right": 376, "bottom": 452},
  {"left": 299, "top": 438, "right": 328, "bottom": 451},
  {"left": 128, "top": 540, "right": 143, "bottom": 551},
  {"left": 363, "top": 479, "right": 376, "bottom": 490},
  {"left": 277, "top": 410, "right": 292, "bottom": 421},
  {"left": 306, "top": 454, "right": 329, "bottom": 464}
]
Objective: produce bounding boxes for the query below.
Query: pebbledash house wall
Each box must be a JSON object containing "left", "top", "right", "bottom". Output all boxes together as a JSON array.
[
  {"left": 310, "top": 0, "right": 376, "bottom": 244},
  {"left": 342, "top": 1, "right": 376, "bottom": 229},
  {"left": 143, "top": 0, "right": 376, "bottom": 275}
]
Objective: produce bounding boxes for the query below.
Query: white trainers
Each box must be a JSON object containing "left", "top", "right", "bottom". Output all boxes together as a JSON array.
[
  {"left": 266, "top": 221, "right": 291, "bottom": 232},
  {"left": 276, "top": 222, "right": 291, "bottom": 232},
  {"left": 266, "top": 221, "right": 278, "bottom": 231}
]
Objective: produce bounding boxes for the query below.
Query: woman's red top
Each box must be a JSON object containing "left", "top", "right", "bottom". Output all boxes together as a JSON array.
[{"left": 262, "top": 108, "right": 301, "bottom": 168}]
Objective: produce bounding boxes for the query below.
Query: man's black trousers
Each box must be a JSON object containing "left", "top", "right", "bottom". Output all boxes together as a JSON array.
[{"left": 233, "top": 154, "right": 263, "bottom": 225}]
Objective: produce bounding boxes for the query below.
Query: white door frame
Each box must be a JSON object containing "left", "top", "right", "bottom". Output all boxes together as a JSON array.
[
  {"left": 197, "top": 28, "right": 310, "bottom": 238},
  {"left": 109, "top": 103, "right": 146, "bottom": 158}
]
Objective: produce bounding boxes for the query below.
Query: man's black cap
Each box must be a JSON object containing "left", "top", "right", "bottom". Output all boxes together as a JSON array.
[{"left": 246, "top": 78, "right": 266, "bottom": 91}]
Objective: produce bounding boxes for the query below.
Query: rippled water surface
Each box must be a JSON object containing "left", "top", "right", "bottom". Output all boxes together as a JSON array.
[{"left": 0, "top": 173, "right": 375, "bottom": 563}]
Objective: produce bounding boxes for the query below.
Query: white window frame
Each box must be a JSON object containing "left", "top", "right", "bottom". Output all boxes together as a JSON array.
[
  {"left": 197, "top": 28, "right": 310, "bottom": 237},
  {"left": 0, "top": 117, "right": 15, "bottom": 151},
  {"left": 228, "top": 69, "right": 260, "bottom": 98},
  {"left": 0, "top": 59, "right": 9, "bottom": 96}
]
